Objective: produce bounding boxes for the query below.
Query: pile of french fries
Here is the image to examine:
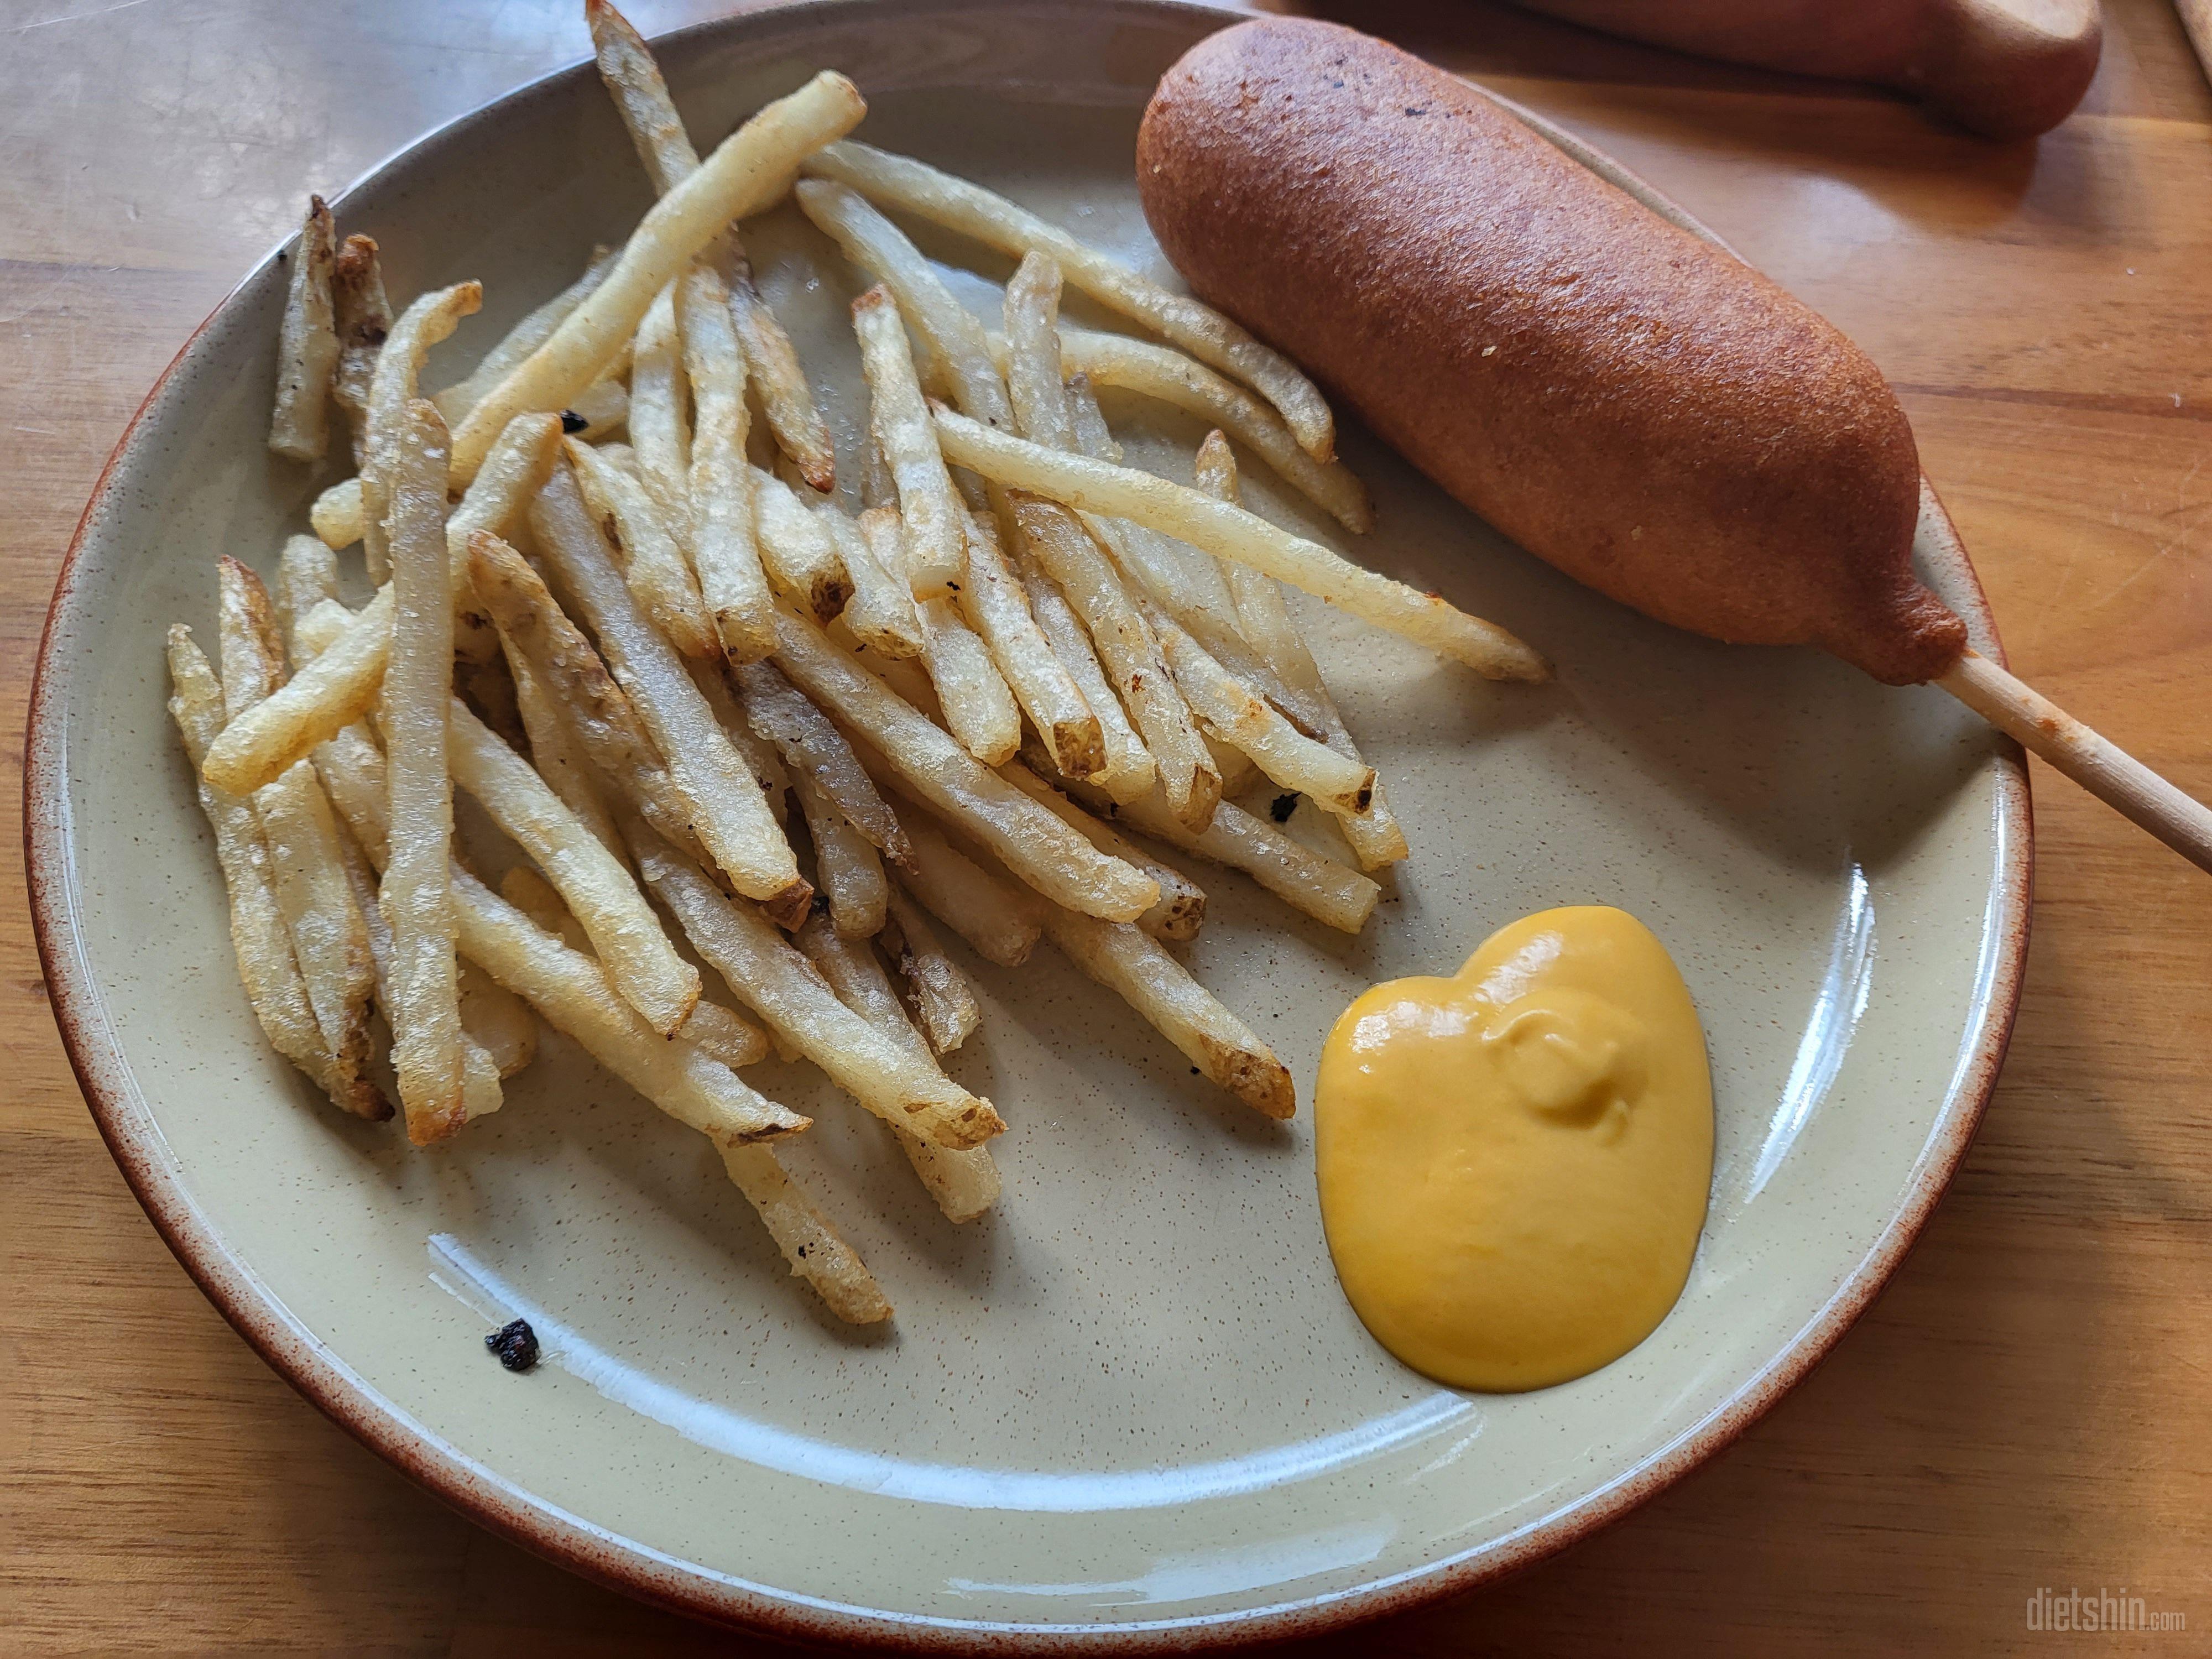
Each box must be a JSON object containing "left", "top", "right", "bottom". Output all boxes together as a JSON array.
[{"left": 175, "top": 2, "right": 1545, "bottom": 1325}]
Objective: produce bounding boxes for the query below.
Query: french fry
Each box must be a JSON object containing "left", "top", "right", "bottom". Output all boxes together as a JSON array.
[
  {"left": 959, "top": 508, "right": 1103, "bottom": 780},
  {"left": 638, "top": 835, "right": 1004, "bottom": 1150},
  {"left": 772, "top": 608, "right": 1157, "bottom": 922},
  {"left": 729, "top": 658, "right": 909, "bottom": 865},
  {"left": 268, "top": 195, "right": 340, "bottom": 462},
  {"left": 1152, "top": 612, "right": 1376, "bottom": 817},
  {"left": 450, "top": 71, "right": 866, "bottom": 481},
  {"left": 310, "top": 476, "right": 364, "bottom": 550},
  {"left": 169, "top": 626, "right": 383, "bottom": 1117},
  {"left": 794, "top": 773, "right": 889, "bottom": 938},
  {"left": 217, "top": 559, "right": 383, "bottom": 1118},
  {"left": 1052, "top": 765, "right": 1380, "bottom": 935},
  {"left": 719, "top": 1144, "right": 892, "bottom": 1323},
  {"left": 1022, "top": 566, "right": 1154, "bottom": 804},
  {"left": 1008, "top": 493, "right": 1218, "bottom": 828},
  {"left": 681, "top": 999, "right": 773, "bottom": 1070},
  {"left": 1001, "top": 762, "right": 1204, "bottom": 944},
  {"left": 795, "top": 911, "right": 999, "bottom": 1223},
  {"left": 529, "top": 465, "right": 809, "bottom": 918},
  {"left": 882, "top": 806, "right": 1042, "bottom": 968},
  {"left": 201, "top": 413, "right": 562, "bottom": 797},
  {"left": 1038, "top": 901, "right": 1294, "bottom": 1119},
  {"left": 500, "top": 864, "right": 591, "bottom": 951},
  {"left": 449, "top": 697, "right": 701, "bottom": 1035},
  {"left": 677, "top": 263, "right": 776, "bottom": 662},
  {"left": 566, "top": 436, "right": 718, "bottom": 660},
  {"left": 750, "top": 466, "right": 853, "bottom": 623},
  {"left": 432, "top": 246, "right": 617, "bottom": 424},
  {"left": 880, "top": 888, "right": 977, "bottom": 1053},
  {"left": 858, "top": 507, "right": 1020, "bottom": 765},
  {"left": 852, "top": 285, "right": 967, "bottom": 592},
  {"left": 468, "top": 531, "right": 711, "bottom": 867},
  {"left": 565, "top": 377, "right": 629, "bottom": 442},
  {"left": 628, "top": 284, "right": 692, "bottom": 547},
  {"left": 936, "top": 408, "right": 1551, "bottom": 681},
  {"left": 330, "top": 233, "right": 393, "bottom": 452},
  {"left": 686, "top": 656, "right": 791, "bottom": 826},
  {"left": 274, "top": 534, "right": 340, "bottom": 653},
  {"left": 459, "top": 962, "right": 539, "bottom": 1081},
  {"left": 379, "top": 399, "right": 467, "bottom": 1143},
  {"left": 507, "top": 646, "right": 625, "bottom": 860},
  {"left": 1195, "top": 431, "right": 1407, "bottom": 868},
  {"left": 585, "top": 0, "right": 836, "bottom": 491},
  {"left": 454, "top": 865, "right": 805, "bottom": 1144},
  {"left": 818, "top": 499, "right": 924, "bottom": 659},
  {"left": 1011, "top": 326, "right": 1373, "bottom": 533},
  {"left": 803, "top": 140, "right": 1337, "bottom": 462},
  {"left": 793, "top": 180, "right": 1014, "bottom": 431},
  {"left": 362, "top": 281, "right": 483, "bottom": 581}
]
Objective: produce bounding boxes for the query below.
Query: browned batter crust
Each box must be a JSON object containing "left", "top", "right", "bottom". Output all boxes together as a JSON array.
[{"left": 1137, "top": 17, "right": 1966, "bottom": 685}]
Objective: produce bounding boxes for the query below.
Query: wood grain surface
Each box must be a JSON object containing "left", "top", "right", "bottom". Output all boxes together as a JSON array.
[{"left": 4, "top": 1, "right": 2209, "bottom": 1652}]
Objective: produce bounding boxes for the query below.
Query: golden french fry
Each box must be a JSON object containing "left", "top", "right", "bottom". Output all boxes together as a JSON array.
[
  {"left": 585, "top": 0, "right": 836, "bottom": 491},
  {"left": 566, "top": 436, "right": 718, "bottom": 660},
  {"left": 638, "top": 834, "right": 1004, "bottom": 1150},
  {"left": 793, "top": 179, "right": 1014, "bottom": 431},
  {"left": 507, "top": 646, "right": 625, "bottom": 860},
  {"left": 1195, "top": 431, "right": 1407, "bottom": 868},
  {"left": 459, "top": 959, "right": 538, "bottom": 1079},
  {"left": 680, "top": 998, "right": 772, "bottom": 1070},
  {"left": 1008, "top": 493, "right": 1218, "bottom": 828},
  {"left": 852, "top": 284, "right": 967, "bottom": 592},
  {"left": 269, "top": 195, "right": 340, "bottom": 463},
  {"left": 1000, "top": 761, "right": 1204, "bottom": 944},
  {"left": 882, "top": 805, "right": 1042, "bottom": 968},
  {"left": 1039, "top": 900, "right": 1294, "bottom": 1119},
  {"left": 936, "top": 408, "right": 1550, "bottom": 681},
  {"left": 500, "top": 863, "right": 589, "bottom": 950},
  {"left": 803, "top": 140, "right": 1336, "bottom": 462},
  {"left": 629, "top": 284, "right": 692, "bottom": 544},
  {"left": 565, "top": 376, "right": 629, "bottom": 441},
  {"left": 379, "top": 399, "right": 468, "bottom": 1144},
  {"left": 310, "top": 476, "right": 364, "bottom": 550},
  {"left": 1154, "top": 612, "right": 1375, "bottom": 817},
  {"left": 794, "top": 770, "right": 889, "bottom": 938},
  {"left": 858, "top": 507, "right": 1020, "bottom": 765},
  {"left": 818, "top": 500, "right": 924, "bottom": 659},
  {"left": 677, "top": 263, "right": 776, "bottom": 662},
  {"left": 960, "top": 509, "right": 1103, "bottom": 780},
  {"left": 771, "top": 608, "right": 1157, "bottom": 922},
  {"left": 750, "top": 465, "right": 852, "bottom": 623},
  {"left": 169, "top": 625, "right": 386, "bottom": 1119},
  {"left": 1053, "top": 765, "right": 1380, "bottom": 935},
  {"left": 217, "top": 558, "right": 383, "bottom": 1116},
  {"left": 455, "top": 864, "right": 805, "bottom": 1143},
  {"left": 330, "top": 233, "right": 393, "bottom": 453},
  {"left": 201, "top": 413, "right": 562, "bottom": 799},
  {"left": 449, "top": 697, "right": 701, "bottom": 1035},
  {"left": 529, "top": 461, "right": 809, "bottom": 916},
  {"left": 719, "top": 1143, "right": 892, "bottom": 1323},
  {"left": 794, "top": 911, "right": 998, "bottom": 1223},
  {"left": 432, "top": 246, "right": 618, "bottom": 424},
  {"left": 1013, "top": 326, "right": 1373, "bottom": 533},
  {"left": 1021, "top": 565, "right": 1154, "bottom": 804},
  {"left": 468, "top": 531, "right": 710, "bottom": 868},
  {"left": 880, "top": 888, "right": 977, "bottom": 1054},
  {"left": 450, "top": 72, "right": 865, "bottom": 481},
  {"left": 273, "top": 534, "right": 340, "bottom": 653},
  {"left": 731, "top": 655, "right": 910, "bottom": 867},
  {"left": 362, "top": 281, "right": 483, "bottom": 581}
]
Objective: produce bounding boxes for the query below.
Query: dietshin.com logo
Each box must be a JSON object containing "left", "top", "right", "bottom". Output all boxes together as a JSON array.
[{"left": 2025, "top": 1587, "right": 2185, "bottom": 1633}]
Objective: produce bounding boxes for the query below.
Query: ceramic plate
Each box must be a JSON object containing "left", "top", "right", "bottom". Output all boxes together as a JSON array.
[{"left": 26, "top": 1, "right": 2028, "bottom": 1648}]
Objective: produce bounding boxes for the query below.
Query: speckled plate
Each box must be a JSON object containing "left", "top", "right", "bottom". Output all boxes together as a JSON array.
[{"left": 24, "top": 1, "right": 2029, "bottom": 1649}]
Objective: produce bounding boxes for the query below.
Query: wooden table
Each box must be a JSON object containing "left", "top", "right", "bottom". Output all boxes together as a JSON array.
[{"left": 4, "top": 1, "right": 2209, "bottom": 1651}]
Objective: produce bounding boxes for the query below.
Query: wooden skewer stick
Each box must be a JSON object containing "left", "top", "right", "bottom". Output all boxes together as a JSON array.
[{"left": 1936, "top": 648, "right": 2212, "bottom": 874}]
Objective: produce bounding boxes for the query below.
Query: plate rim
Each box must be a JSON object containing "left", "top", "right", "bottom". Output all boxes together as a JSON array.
[{"left": 21, "top": 0, "right": 2034, "bottom": 1648}]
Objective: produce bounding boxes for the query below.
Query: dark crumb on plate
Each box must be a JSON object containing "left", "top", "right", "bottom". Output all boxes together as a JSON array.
[
  {"left": 486, "top": 1318, "right": 540, "bottom": 1372},
  {"left": 559, "top": 408, "right": 588, "bottom": 434},
  {"left": 1270, "top": 792, "right": 1300, "bottom": 823}
]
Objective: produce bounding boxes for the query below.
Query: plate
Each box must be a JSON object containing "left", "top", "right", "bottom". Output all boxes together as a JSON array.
[{"left": 24, "top": 1, "right": 2029, "bottom": 1648}]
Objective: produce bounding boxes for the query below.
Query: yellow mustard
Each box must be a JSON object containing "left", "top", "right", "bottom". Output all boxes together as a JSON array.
[{"left": 1316, "top": 906, "right": 1713, "bottom": 1391}]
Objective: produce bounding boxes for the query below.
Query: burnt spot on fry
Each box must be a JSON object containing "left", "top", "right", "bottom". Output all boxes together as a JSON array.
[
  {"left": 1270, "top": 792, "right": 1300, "bottom": 823},
  {"left": 560, "top": 409, "right": 589, "bottom": 435}
]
